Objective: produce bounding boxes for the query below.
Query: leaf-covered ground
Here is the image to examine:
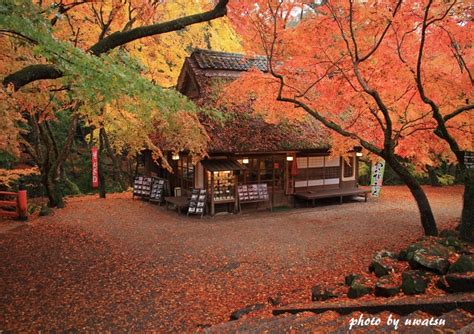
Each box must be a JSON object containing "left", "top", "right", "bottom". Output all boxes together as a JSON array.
[{"left": 0, "top": 186, "right": 464, "bottom": 332}]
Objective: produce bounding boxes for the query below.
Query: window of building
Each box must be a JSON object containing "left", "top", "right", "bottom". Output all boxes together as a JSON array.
[
  {"left": 259, "top": 158, "right": 274, "bottom": 186},
  {"left": 294, "top": 155, "right": 342, "bottom": 188},
  {"left": 239, "top": 155, "right": 285, "bottom": 188},
  {"left": 176, "top": 156, "right": 194, "bottom": 191}
]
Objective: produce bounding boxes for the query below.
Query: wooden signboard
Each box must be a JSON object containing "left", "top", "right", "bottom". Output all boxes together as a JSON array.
[
  {"left": 187, "top": 189, "right": 207, "bottom": 218},
  {"left": 133, "top": 176, "right": 153, "bottom": 198},
  {"left": 91, "top": 147, "right": 99, "bottom": 188},
  {"left": 149, "top": 178, "right": 167, "bottom": 203},
  {"left": 464, "top": 151, "right": 474, "bottom": 170}
]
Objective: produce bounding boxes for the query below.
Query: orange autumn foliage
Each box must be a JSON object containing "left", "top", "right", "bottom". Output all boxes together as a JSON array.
[{"left": 226, "top": 0, "right": 473, "bottom": 166}]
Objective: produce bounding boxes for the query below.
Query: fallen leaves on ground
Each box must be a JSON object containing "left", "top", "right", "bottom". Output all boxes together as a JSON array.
[{"left": 0, "top": 186, "right": 465, "bottom": 332}]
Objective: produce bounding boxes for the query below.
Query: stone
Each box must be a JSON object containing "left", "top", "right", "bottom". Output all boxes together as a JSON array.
[
  {"left": 402, "top": 270, "right": 430, "bottom": 295},
  {"left": 398, "top": 249, "right": 408, "bottom": 261},
  {"left": 439, "top": 229, "right": 459, "bottom": 238},
  {"left": 409, "top": 248, "right": 450, "bottom": 274},
  {"left": 448, "top": 255, "right": 474, "bottom": 274},
  {"left": 230, "top": 304, "right": 265, "bottom": 320},
  {"left": 369, "top": 250, "right": 399, "bottom": 277},
  {"left": 402, "top": 239, "right": 450, "bottom": 263},
  {"left": 369, "top": 257, "right": 397, "bottom": 277},
  {"left": 345, "top": 273, "right": 360, "bottom": 286},
  {"left": 444, "top": 273, "right": 474, "bottom": 293},
  {"left": 436, "top": 276, "right": 449, "bottom": 291},
  {"left": 348, "top": 277, "right": 372, "bottom": 299},
  {"left": 438, "top": 236, "right": 467, "bottom": 253},
  {"left": 374, "top": 275, "right": 400, "bottom": 297},
  {"left": 311, "top": 285, "right": 338, "bottom": 301},
  {"left": 373, "top": 250, "right": 398, "bottom": 260}
]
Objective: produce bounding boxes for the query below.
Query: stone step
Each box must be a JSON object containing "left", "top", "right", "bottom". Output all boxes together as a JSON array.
[
  {"left": 206, "top": 294, "right": 474, "bottom": 333},
  {"left": 273, "top": 292, "right": 474, "bottom": 316}
]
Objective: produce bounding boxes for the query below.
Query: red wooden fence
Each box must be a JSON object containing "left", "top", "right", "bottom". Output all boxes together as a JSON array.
[{"left": 0, "top": 191, "right": 27, "bottom": 220}]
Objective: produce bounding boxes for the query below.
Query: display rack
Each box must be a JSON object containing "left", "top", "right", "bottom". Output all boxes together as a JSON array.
[
  {"left": 187, "top": 188, "right": 207, "bottom": 218},
  {"left": 149, "top": 178, "right": 168, "bottom": 204},
  {"left": 133, "top": 176, "right": 153, "bottom": 198},
  {"left": 209, "top": 171, "right": 235, "bottom": 202},
  {"left": 237, "top": 183, "right": 270, "bottom": 212}
]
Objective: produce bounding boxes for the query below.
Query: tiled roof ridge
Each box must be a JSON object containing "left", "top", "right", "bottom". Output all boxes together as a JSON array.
[
  {"left": 191, "top": 48, "right": 268, "bottom": 72},
  {"left": 193, "top": 48, "right": 266, "bottom": 59}
]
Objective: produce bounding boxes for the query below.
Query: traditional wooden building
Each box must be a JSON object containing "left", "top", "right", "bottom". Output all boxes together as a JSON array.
[{"left": 144, "top": 49, "right": 367, "bottom": 215}]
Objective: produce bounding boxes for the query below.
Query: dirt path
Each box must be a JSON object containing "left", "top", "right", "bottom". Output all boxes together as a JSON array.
[{"left": 0, "top": 186, "right": 463, "bottom": 332}]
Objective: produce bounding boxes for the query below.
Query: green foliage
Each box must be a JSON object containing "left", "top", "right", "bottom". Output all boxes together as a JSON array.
[
  {"left": 0, "top": 151, "right": 16, "bottom": 169},
  {"left": 10, "top": 173, "right": 43, "bottom": 196},
  {"left": 358, "top": 160, "right": 460, "bottom": 186},
  {"left": 437, "top": 174, "right": 455, "bottom": 186},
  {"left": 39, "top": 205, "right": 52, "bottom": 216}
]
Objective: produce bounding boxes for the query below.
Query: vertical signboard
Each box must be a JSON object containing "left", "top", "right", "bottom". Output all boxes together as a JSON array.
[
  {"left": 370, "top": 160, "right": 385, "bottom": 197},
  {"left": 91, "top": 147, "right": 99, "bottom": 188},
  {"left": 464, "top": 151, "right": 474, "bottom": 169}
]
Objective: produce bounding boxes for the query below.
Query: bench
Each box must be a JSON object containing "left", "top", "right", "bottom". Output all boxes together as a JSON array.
[
  {"left": 164, "top": 196, "right": 189, "bottom": 214},
  {"left": 294, "top": 188, "right": 370, "bottom": 206}
]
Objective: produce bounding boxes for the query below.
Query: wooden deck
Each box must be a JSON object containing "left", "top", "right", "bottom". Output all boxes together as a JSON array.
[{"left": 294, "top": 187, "right": 370, "bottom": 206}]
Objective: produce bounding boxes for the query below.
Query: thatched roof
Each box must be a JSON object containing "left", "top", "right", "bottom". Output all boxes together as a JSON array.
[{"left": 173, "top": 49, "right": 329, "bottom": 153}]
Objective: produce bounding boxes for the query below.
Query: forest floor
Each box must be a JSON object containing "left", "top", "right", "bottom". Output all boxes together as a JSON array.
[{"left": 0, "top": 185, "right": 465, "bottom": 332}]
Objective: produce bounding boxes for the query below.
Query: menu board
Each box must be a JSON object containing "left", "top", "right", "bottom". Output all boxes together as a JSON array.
[
  {"left": 238, "top": 184, "right": 269, "bottom": 202},
  {"left": 149, "top": 178, "right": 166, "bottom": 203},
  {"left": 188, "top": 189, "right": 207, "bottom": 216},
  {"left": 133, "top": 176, "right": 153, "bottom": 198}
]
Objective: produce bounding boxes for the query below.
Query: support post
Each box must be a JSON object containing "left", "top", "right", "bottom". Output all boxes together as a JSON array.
[{"left": 17, "top": 184, "right": 28, "bottom": 221}]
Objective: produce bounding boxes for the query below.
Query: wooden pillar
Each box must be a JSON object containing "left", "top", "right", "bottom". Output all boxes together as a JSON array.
[
  {"left": 17, "top": 190, "right": 28, "bottom": 221},
  {"left": 339, "top": 157, "right": 343, "bottom": 189},
  {"left": 306, "top": 156, "right": 309, "bottom": 191},
  {"left": 323, "top": 155, "right": 326, "bottom": 189},
  {"left": 271, "top": 155, "right": 275, "bottom": 209},
  {"left": 234, "top": 174, "right": 238, "bottom": 213},
  {"left": 210, "top": 172, "right": 215, "bottom": 216}
]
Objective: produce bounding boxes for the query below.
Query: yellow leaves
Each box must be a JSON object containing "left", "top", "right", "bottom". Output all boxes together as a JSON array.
[
  {"left": 0, "top": 88, "right": 29, "bottom": 156},
  {"left": 0, "top": 167, "right": 40, "bottom": 187},
  {"left": 128, "top": 1, "right": 243, "bottom": 87}
]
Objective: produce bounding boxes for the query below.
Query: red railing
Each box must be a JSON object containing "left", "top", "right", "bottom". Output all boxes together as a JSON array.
[{"left": 0, "top": 191, "right": 27, "bottom": 220}]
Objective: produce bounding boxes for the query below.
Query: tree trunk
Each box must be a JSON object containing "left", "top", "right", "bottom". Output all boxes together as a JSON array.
[
  {"left": 459, "top": 168, "right": 474, "bottom": 242},
  {"left": 44, "top": 171, "right": 64, "bottom": 208},
  {"left": 386, "top": 154, "right": 438, "bottom": 236},
  {"left": 101, "top": 128, "right": 126, "bottom": 190}
]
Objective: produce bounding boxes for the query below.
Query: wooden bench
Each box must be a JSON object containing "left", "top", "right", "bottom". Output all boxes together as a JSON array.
[
  {"left": 164, "top": 196, "right": 189, "bottom": 214},
  {"left": 294, "top": 188, "right": 370, "bottom": 206}
]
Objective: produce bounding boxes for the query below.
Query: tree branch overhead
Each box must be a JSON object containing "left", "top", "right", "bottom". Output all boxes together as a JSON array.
[{"left": 2, "top": 0, "right": 229, "bottom": 90}]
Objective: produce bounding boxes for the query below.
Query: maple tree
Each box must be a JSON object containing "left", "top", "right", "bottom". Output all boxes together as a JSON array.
[
  {"left": 410, "top": 0, "right": 473, "bottom": 241},
  {"left": 226, "top": 0, "right": 472, "bottom": 238},
  {"left": 0, "top": 0, "right": 237, "bottom": 207}
]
